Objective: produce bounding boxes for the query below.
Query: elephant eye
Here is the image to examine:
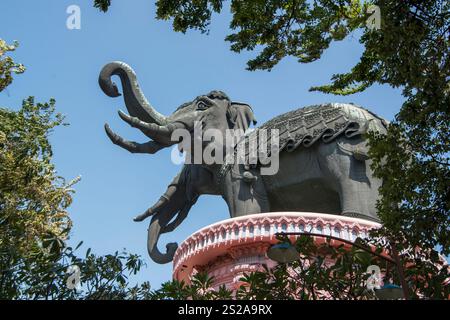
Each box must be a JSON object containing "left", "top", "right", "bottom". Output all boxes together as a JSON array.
[{"left": 197, "top": 101, "right": 209, "bottom": 110}]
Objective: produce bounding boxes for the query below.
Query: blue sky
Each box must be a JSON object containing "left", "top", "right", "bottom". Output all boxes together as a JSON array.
[{"left": 1, "top": 0, "right": 405, "bottom": 289}]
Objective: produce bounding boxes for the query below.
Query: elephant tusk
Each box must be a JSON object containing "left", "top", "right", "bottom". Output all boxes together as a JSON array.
[
  {"left": 133, "top": 196, "right": 168, "bottom": 222},
  {"left": 104, "top": 123, "right": 165, "bottom": 154},
  {"left": 117, "top": 110, "right": 184, "bottom": 145}
]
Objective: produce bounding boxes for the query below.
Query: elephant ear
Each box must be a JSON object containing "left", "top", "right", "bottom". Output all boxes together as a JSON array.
[{"left": 228, "top": 102, "right": 257, "bottom": 133}]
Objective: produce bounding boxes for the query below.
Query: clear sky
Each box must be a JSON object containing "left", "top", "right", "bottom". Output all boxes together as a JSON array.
[{"left": 1, "top": 0, "right": 405, "bottom": 289}]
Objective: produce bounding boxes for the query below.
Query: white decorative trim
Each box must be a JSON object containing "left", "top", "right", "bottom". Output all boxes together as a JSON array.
[{"left": 172, "top": 212, "right": 381, "bottom": 286}]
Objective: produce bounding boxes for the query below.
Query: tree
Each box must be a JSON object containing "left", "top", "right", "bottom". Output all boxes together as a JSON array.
[
  {"left": 94, "top": 0, "right": 449, "bottom": 255},
  {"left": 94, "top": 0, "right": 111, "bottom": 12},
  {"left": 0, "top": 40, "right": 152, "bottom": 299},
  {"left": 0, "top": 39, "right": 25, "bottom": 92}
]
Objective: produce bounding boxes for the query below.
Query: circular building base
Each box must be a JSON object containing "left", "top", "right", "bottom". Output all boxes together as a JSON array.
[{"left": 172, "top": 212, "right": 380, "bottom": 290}]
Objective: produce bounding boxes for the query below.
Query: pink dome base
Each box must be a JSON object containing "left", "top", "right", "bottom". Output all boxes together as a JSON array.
[{"left": 172, "top": 212, "right": 381, "bottom": 290}]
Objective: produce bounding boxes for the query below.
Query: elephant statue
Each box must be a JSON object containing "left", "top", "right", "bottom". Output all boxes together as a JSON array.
[{"left": 99, "top": 61, "right": 388, "bottom": 264}]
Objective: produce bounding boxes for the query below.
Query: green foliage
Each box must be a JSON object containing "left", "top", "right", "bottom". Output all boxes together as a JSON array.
[
  {"left": 0, "top": 39, "right": 25, "bottom": 92},
  {"left": 0, "top": 38, "right": 152, "bottom": 300},
  {"left": 0, "top": 97, "right": 152, "bottom": 300},
  {"left": 361, "top": 1, "right": 449, "bottom": 255},
  {"left": 235, "top": 236, "right": 379, "bottom": 300},
  {"left": 0, "top": 97, "right": 73, "bottom": 298},
  {"left": 226, "top": 0, "right": 367, "bottom": 71},
  {"left": 156, "top": 0, "right": 224, "bottom": 34},
  {"left": 151, "top": 0, "right": 368, "bottom": 71},
  {"left": 153, "top": 237, "right": 449, "bottom": 300},
  {"left": 151, "top": 271, "right": 232, "bottom": 300},
  {"left": 94, "top": 0, "right": 111, "bottom": 12},
  {"left": 4, "top": 244, "right": 153, "bottom": 300}
]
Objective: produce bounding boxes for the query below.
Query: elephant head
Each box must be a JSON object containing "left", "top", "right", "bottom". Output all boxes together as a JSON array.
[
  {"left": 99, "top": 62, "right": 251, "bottom": 263},
  {"left": 99, "top": 62, "right": 257, "bottom": 161}
]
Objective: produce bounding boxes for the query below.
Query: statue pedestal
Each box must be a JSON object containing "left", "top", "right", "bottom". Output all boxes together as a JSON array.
[{"left": 172, "top": 212, "right": 380, "bottom": 290}]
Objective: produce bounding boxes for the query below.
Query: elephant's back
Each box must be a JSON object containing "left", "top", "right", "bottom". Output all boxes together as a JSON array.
[
  {"left": 244, "top": 103, "right": 388, "bottom": 155},
  {"left": 259, "top": 102, "right": 387, "bottom": 133}
]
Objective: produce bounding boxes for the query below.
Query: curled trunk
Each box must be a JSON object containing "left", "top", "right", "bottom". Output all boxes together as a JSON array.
[
  {"left": 147, "top": 212, "right": 178, "bottom": 264},
  {"left": 99, "top": 61, "right": 167, "bottom": 125}
]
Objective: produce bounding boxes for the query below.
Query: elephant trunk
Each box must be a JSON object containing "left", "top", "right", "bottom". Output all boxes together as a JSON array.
[
  {"left": 147, "top": 212, "right": 178, "bottom": 264},
  {"left": 99, "top": 61, "right": 168, "bottom": 125}
]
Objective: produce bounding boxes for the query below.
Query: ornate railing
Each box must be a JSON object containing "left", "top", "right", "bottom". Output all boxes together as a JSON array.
[{"left": 172, "top": 212, "right": 380, "bottom": 282}]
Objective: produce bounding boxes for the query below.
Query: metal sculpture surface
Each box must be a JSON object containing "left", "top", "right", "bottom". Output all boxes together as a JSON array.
[{"left": 99, "top": 61, "right": 388, "bottom": 264}]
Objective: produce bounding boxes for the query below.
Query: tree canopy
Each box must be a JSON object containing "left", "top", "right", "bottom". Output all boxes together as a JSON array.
[
  {"left": 0, "top": 39, "right": 25, "bottom": 92},
  {"left": 0, "top": 39, "right": 152, "bottom": 299}
]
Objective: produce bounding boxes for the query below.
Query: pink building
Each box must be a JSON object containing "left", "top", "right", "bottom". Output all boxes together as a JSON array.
[{"left": 173, "top": 212, "right": 381, "bottom": 290}]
